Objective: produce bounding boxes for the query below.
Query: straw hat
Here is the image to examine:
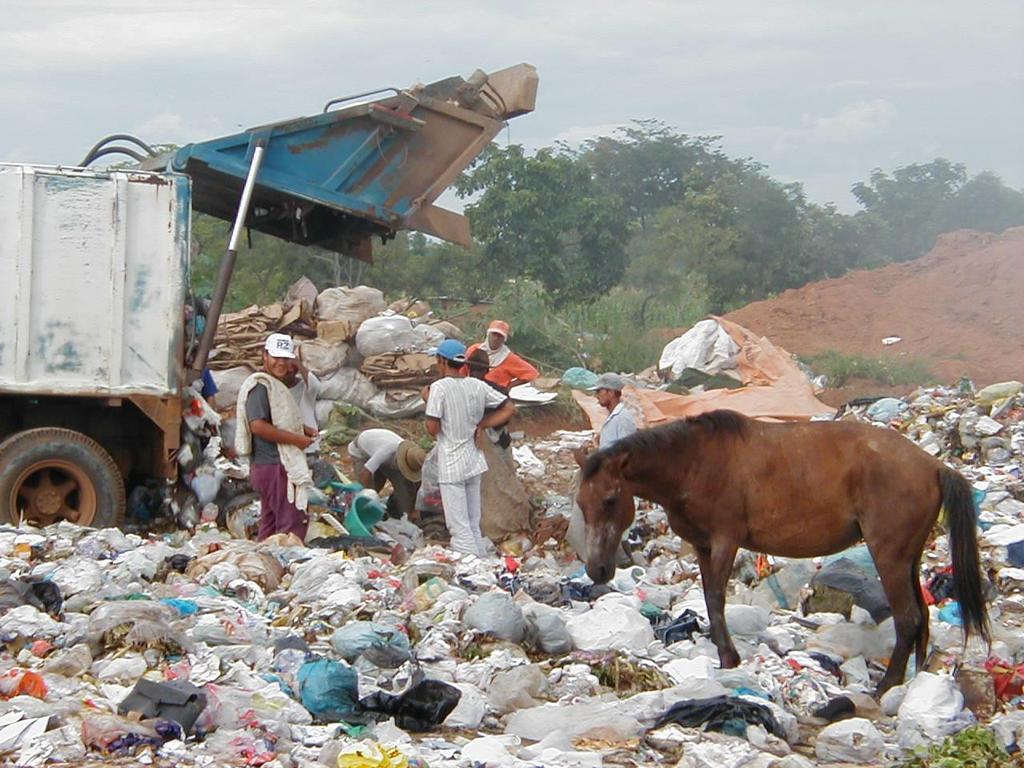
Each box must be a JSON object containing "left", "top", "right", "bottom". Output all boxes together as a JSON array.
[{"left": 396, "top": 441, "right": 426, "bottom": 482}]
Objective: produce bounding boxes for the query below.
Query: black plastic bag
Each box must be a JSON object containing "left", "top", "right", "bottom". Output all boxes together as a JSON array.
[
  {"left": 119, "top": 679, "right": 207, "bottom": 735},
  {"left": 807, "top": 557, "right": 891, "bottom": 623},
  {"left": 360, "top": 679, "right": 461, "bottom": 732},
  {"left": 654, "top": 695, "right": 786, "bottom": 740},
  {"left": 654, "top": 609, "right": 701, "bottom": 645}
]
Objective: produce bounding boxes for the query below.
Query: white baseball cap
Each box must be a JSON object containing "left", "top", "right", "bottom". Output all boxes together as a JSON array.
[{"left": 264, "top": 333, "right": 297, "bottom": 359}]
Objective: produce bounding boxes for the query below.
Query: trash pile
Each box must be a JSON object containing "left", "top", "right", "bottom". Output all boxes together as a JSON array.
[
  {"left": 210, "top": 280, "right": 459, "bottom": 423},
  {"left": 0, "top": 377, "right": 1017, "bottom": 765}
]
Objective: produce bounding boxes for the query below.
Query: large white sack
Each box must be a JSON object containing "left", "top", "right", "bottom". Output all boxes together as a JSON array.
[
  {"left": 211, "top": 366, "right": 253, "bottom": 406},
  {"left": 298, "top": 339, "right": 349, "bottom": 377},
  {"left": 315, "top": 285, "right": 385, "bottom": 325},
  {"left": 658, "top": 318, "right": 740, "bottom": 380},
  {"left": 896, "top": 671, "right": 975, "bottom": 749},
  {"left": 318, "top": 367, "right": 378, "bottom": 408},
  {"left": 355, "top": 315, "right": 445, "bottom": 358},
  {"left": 566, "top": 594, "right": 655, "bottom": 652}
]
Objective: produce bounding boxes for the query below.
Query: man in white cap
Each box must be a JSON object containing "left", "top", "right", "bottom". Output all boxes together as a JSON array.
[
  {"left": 235, "top": 333, "right": 315, "bottom": 540},
  {"left": 466, "top": 320, "right": 539, "bottom": 392},
  {"left": 589, "top": 372, "right": 638, "bottom": 449},
  {"left": 566, "top": 372, "right": 637, "bottom": 564}
]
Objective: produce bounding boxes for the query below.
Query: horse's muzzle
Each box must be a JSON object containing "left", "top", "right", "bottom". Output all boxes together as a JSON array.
[{"left": 586, "top": 560, "right": 613, "bottom": 584}]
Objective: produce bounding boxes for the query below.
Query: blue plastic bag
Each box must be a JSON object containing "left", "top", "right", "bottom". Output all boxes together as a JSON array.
[
  {"left": 297, "top": 658, "right": 359, "bottom": 721},
  {"left": 561, "top": 367, "right": 599, "bottom": 391},
  {"left": 938, "top": 601, "right": 963, "bottom": 626},
  {"left": 331, "top": 621, "right": 410, "bottom": 665}
]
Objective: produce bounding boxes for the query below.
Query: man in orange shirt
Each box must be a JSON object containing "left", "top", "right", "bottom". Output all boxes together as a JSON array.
[{"left": 466, "top": 320, "right": 539, "bottom": 392}]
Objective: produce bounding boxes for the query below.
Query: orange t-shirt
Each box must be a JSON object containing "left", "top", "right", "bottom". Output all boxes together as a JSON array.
[{"left": 466, "top": 343, "right": 539, "bottom": 390}]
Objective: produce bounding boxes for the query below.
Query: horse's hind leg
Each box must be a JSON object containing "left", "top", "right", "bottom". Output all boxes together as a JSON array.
[
  {"left": 912, "top": 555, "right": 929, "bottom": 673},
  {"left": 696, "top": 541, "right": 741, "bottom": 668},
  {"left": 872, "top": 551, "right": 927, "bottom": 696}
]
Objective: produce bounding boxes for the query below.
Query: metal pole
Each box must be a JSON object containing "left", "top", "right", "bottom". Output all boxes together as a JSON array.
[{"left": 191, "top": 141, "right": 266, "bottom": 373}]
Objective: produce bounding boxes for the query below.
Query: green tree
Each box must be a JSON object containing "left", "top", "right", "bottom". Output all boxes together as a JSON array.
[{"left": 456, "top": 144, "right": 631, "bottom": 306}]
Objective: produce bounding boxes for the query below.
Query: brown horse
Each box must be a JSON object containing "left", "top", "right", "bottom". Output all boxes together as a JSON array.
[{"left": 574, "top": 409, "right": 988, "bottom": 695}]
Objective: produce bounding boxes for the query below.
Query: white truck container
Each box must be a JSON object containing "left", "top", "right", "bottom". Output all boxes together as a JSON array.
[{"left": 0, "top": 165, "right": 191, "bottom": 526}]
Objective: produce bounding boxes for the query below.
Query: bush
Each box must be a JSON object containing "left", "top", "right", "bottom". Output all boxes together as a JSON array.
[
  {"left": 803, "top": 350, "right": 935, "bottom": 387},
  {"left": 454, "top": 282, "right": 709, "bottom": 374}
]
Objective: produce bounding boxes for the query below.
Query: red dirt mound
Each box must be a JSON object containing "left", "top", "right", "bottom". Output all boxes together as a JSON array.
[{"left": 725, "top": 228, "right": 1024, "bottom": 387}]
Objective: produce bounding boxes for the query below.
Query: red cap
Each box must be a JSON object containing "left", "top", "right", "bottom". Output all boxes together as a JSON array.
[{"left": 487, "top": 320, "right": 510, "bottom": 338}]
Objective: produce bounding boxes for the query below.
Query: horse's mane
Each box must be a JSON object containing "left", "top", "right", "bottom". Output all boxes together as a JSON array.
[{"left": 581, "top": 409, "right": 747, "bottom": 479}]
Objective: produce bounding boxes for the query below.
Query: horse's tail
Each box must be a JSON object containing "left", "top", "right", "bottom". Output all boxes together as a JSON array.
[{"left": 940, "top": 466, "right": 990, "bottom": 646}]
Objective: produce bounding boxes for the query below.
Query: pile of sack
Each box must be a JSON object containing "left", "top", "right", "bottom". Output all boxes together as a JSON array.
[{"left": 211, "top": 280, "right": 464, "bottom": 423}]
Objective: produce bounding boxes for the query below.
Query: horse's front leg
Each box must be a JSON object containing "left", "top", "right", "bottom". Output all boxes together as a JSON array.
[{"left": 695, "top": 541, "right": 741, "bottom": 668}]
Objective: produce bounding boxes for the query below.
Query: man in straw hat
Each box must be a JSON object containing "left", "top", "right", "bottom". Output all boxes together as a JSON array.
[{"left": 348, "top": 428, "right": 427, "bottom": 519}]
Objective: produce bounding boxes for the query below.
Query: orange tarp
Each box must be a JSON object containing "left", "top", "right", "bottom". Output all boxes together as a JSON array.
[{"left": 573, "top": 317, "right": 835, "bottom": 429}]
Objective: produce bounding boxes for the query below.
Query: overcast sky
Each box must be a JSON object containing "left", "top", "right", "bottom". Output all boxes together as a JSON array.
[{"left": 3, "top": 0, "right": 1021, "bottom": 211}]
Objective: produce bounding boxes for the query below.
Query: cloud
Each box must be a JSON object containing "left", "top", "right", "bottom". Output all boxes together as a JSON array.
[
  {"left": 808, "top": 99, "right": 895, "bottom": 143},
  {"left": 131, "top": 112, "right": 225, "bottom": 145}
]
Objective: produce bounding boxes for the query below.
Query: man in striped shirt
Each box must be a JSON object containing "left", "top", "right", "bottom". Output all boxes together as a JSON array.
[{"left": 424, "top": 339, "right": 516, "bottom": 556}]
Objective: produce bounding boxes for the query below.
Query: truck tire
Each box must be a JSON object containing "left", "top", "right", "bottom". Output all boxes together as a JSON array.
[{"left": 0, "top": 428, "right": 125, "bottom": 528}]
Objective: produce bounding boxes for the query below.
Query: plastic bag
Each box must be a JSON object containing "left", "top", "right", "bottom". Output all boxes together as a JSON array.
[
  {"left": 336, "top": 742, "right": 414, "bottom": 768},
  {"left": 0, "top": 669, "right": 47, "bottom": 700},
  {"left": 299, "top": 339, "right": 350, "bottom": 377},
  {"left": 88, "top": 601, "right": 187, "bottom": 654},
  {"left": 356, "top": 315, "right": 422, "bottom": 358},
  {"left": 331, "top": 621, "right": 411, "bottom": 666},
  {"left": 81, "top": 714, "right": 181, "bottom": 754},
  {"left": 297, "top": 658, "right": 359, "bottom": 722},
  {"left": 463, "top": 592, "right": 526, "bottom": 642},
  {"left": 360, "top": 679, "right": 461, "bottom": 732},
  {"left": 561, "top": 367, "right": 599, "bottom": 390},
  {"left": 522, "top": 603, "right": 573, "bottom": 654},
  {"left": 118, "top": 679, "right": 207, "bottom": 735},
  {"left": 807, "top": 556, "right": 890, "bottom": 622},
  {"left": 315, "top": 285, "right": 385, "bottom": 325},
  {"left": 896, "top": 671, "right": 976, "bottom": 749},
  {"left": 815, "top": 717, "right": 884, "bottom": 762},
  {"left": 487, "top": 665, "right": 548, "bottom": 714},
  {"left": 414, "top": 447, "right": 441, "bottom": 513},
  {"left": 319, "top": 367, "right": 378, "bottom": 408},
  {"left": 654, "top": 695, "right": 786, "bottom": 740},
  {"left": 566, "top": 596, "right": 655, "bottom": 652}
]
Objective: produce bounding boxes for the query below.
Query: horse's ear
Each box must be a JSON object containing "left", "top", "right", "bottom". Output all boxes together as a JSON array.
[
  {"left": 607, "top": 451, "right": 630, "bottom": 477},
  {"left": 572, "top": 448, "right": 588, "bottom": 469}
]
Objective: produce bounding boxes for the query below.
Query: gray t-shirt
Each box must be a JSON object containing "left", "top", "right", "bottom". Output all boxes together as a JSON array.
[{"left": 246, "top": 384, "right": 280, "bottom": 465}]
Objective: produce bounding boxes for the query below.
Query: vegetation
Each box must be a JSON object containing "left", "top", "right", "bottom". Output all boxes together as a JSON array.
[
  {"left": 899, "top": 726, "right": 1021, "bottom": 768},
  {"left": 189, "top": 120, "right": 1024, "bottom": 374},
  {"left": 802, "top": 350, "right": 936, "bottom": 387}
]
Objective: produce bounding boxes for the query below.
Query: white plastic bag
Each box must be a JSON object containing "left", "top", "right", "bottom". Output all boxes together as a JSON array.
[
  {"left": 658, "top": 318, "right": 740, "bottom": 380},
  {"left": 317, "top": 367, "right": 378, "bottom": 407},
  {"left": 566, "top": 594, "right": 655, "bottom": 652},
  {"left": 315, "top": 285, "right": 385, "bottom": 325},
  {"left": 896, "top": 671, "right": 975, "bottom": 749},
  {"left": 815, "top": 717, "right": 884, "bottom": 763}
]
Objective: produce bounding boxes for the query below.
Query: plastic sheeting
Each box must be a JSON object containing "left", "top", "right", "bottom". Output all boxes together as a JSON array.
[{"left": 574, "top": 317, "right": 835, "bottom": 427}]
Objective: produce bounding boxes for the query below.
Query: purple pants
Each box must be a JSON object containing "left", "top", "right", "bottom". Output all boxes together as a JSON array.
[{"left": 250, "top": 463, "right": 308, "bottom": 541}]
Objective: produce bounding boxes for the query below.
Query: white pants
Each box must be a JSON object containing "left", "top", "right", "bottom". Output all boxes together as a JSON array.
[{"left": 440, "top": 475, "right": 487, "bottom": 556}]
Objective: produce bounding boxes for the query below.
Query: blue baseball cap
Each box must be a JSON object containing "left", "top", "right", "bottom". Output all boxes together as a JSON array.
[{"left": 433, "top": 338, "right": 467, "bottom": 364}]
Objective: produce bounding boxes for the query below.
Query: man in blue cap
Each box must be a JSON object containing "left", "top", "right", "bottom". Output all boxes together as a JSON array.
[{"left": 424, "top": 339, "right": 516, "bottom": 556}]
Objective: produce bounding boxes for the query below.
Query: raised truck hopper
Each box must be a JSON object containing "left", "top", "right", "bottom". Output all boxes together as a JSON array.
[{"left": 122, "top": 63, "right": 539, "bottom": 370}]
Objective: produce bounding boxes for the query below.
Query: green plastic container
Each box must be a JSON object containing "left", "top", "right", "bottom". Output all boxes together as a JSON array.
[{"left": 344, "top": 495, "right": 386, "bottom": 538}]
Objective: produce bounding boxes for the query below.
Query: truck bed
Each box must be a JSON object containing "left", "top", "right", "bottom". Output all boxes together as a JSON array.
[{"left": 0, "top": 165, "right": 189, "bottom": 398}]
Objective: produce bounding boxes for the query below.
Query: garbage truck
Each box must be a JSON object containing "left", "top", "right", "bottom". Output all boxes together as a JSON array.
[{"left": 0, "top": 64, "right": 538, "bottom": 528}]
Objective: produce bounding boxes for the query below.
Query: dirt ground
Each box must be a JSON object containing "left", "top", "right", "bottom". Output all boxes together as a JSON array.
[{"left": 724, "top": 227, "right": 1024, "bottom": 387}]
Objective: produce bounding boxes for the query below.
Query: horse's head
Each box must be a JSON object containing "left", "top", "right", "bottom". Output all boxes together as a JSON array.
[{"left": 574, "top": 448, "right": 636, "bottom": 584}]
